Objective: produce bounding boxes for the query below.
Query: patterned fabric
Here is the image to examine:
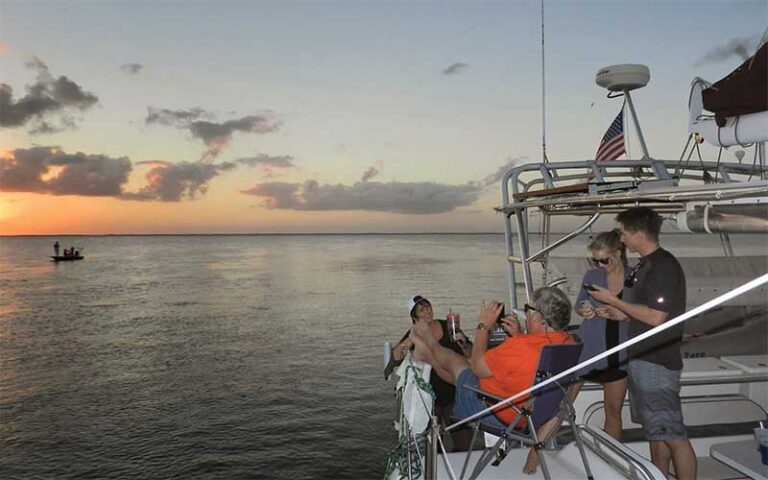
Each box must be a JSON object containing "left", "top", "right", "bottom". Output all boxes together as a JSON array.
[{"left": 628, "top": 360, "right": 687, "bottom": 441}]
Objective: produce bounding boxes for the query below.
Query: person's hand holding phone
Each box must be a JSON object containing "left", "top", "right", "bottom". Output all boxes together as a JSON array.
[
  {"left": 577, "top": 299, "right": 596, "bottom": 319},
  {"left": 584, "top": 283, "right": 616, "bottom": 305},
  {"left": 595, "top": 305, "right": 629, "bottom": 321},
  {"left": 499, "top": 314, "right": 521, "bottom": 336}
]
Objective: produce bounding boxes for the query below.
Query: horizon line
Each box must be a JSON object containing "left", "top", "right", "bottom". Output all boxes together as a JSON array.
[
  {"left": 0, "top": 231, "right": 704, "bottom": 238},
  {"left": 1, "top": 231, "right": 508, "bottom": 237}
]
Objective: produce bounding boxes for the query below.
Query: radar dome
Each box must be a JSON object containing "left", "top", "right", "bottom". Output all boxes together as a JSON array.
[{"left": 596, "top": 64, "right": 650, "bottom": 92}]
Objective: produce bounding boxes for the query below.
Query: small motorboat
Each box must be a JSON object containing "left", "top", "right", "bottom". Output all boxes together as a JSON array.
[{"left": 51, "top": 255, "right": 84, "bottom": 262}]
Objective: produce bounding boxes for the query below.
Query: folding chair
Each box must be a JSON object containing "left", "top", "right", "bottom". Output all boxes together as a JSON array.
[{"left": 457, "top": 343, "right": 594, "bottom": 480}]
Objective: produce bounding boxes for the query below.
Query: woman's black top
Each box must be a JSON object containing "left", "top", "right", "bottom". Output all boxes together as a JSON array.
[{"left": 580, "top": 292, "right": 628, "bottom": 384}]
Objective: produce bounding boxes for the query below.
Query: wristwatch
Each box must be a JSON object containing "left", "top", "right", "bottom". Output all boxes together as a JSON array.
[{"left": 476, "top": 322, "right": 488, "bottom": 331}]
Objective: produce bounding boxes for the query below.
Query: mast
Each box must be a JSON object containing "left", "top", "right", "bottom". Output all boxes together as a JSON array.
[{"left": 541, "top": 0, "right": 548, "bottom": 163}]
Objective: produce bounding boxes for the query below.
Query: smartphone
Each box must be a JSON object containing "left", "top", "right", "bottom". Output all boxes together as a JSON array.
[
  {"left": 583, "top": 283, "right": 597, "bottom": 291},
  {"left": 496, "top": 303, "right": 506, "bottom": 324}
]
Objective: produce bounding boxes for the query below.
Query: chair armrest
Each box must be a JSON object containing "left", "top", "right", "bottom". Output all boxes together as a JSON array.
[{"left": 460, "top": 384, "right": 523, "bottom": 414}]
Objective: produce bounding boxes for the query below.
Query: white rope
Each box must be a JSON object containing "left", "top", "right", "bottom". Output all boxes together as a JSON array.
[
  {"left": 446, "top": 272, "right": 768, "bottom": 431},
  {"left": 436, "top": 430, "right": 458, "bottom": 480}
]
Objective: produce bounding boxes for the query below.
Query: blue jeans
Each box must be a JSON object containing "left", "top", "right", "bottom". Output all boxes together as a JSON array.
[{"left": 452, "top": 369, "right": 508, "bottom": 430}]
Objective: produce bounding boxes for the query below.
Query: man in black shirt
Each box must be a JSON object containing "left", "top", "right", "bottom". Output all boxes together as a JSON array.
[{"left": 588, "top": 207, "right": 696, "bottom": 480}]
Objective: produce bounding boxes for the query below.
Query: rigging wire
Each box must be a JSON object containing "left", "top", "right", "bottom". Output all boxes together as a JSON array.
[
  {"left": 713, "top": 146, "right": 723, "bottom": 182},
  {"left": 676, "top": 133, "right": 693, "bottom": 177},
  {"left": 748, "top": 144, "right": 759, "bottom": 181}
]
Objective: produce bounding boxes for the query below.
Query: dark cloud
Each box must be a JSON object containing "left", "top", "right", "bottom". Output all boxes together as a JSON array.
[
  {"left": 146, "top": 108, "right": 281, "bottom": 161},
  {"left": 442, "top": 62, "right": 468, "bottom": 75},
  {"left": 241, "top": 179, "right": 482, "bottom": 214},
  {"left": 0, "top": 146, "right": 287, "bottom": 202},
  {"left": 232, "top": 154, "right": 294, "bottom": 169},
  {"left": 123, "top": 161, "right": 223, "bottom": 201},
  {"left": 360, "top": 161, "right": 384, "bottom": 183},
  {"left": 123, "top": 154, "right": 295, "bottom": 202},
  {"left": 145, "top": 107, "right": 209, "bottom": 127},
  {"left": 232, "top": 154, "right": 296, "bottom": 178},
  {"left": 0, "top": 56, "right": 98, "bottom": 132},
  {"left": 360, "top": 165, "right": 379, "bottom": 183},
  {"left": 0, "top": 147, "right": 131, "bottom": 196},
  {"left": 695, "top": 36, "right": 758, "bottom": 65},
  {"left": 482, "top": 157, "right": 526, "bottom": 187},
  {"left": 190, "top": 115, "right": 282, "bottom": 161},
  {"left": 120, "top": 63, "right": 143, "bottom": 74}
]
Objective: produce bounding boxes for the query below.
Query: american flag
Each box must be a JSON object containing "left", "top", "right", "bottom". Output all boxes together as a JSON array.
[{"left": 595, "top": 107, "right": 625, "bottom": 162}]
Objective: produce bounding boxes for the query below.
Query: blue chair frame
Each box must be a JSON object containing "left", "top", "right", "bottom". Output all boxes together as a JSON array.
[{"left": 457, "top": 343, "right": 594, "bottom": 480}]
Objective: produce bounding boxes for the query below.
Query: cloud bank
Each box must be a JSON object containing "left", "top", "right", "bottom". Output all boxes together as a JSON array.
[
  {"left": 0, "top": 57, "right": 98, "bottom": 133},
  {"left": 126, "top": 154, "right": 295, "bottom": 201},
  {"left": 0, "top": 147, "right": 293, "bottom": 202},
  {"left": 0, "top": 146, "right": 130, "bottom": 196},
  {"left": 242, "top": 179, "right": 482, "bottom": 214}
]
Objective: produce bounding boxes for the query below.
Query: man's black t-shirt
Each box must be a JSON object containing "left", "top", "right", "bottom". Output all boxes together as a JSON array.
[{"left": 626, "top": 247, "right": 686, "bottom": 370}]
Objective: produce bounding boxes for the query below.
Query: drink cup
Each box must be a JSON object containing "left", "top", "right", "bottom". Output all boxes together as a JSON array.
[{"left": 447, "top": 313, "right": 461, "bottom": 342}]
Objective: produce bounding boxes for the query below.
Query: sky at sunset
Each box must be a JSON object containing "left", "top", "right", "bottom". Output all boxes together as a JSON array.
[{"left": 1, "top": 0, "right": 766, "bottom": 234}]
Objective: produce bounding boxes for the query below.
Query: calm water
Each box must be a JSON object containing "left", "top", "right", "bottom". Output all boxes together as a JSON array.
[{"left": 0, "top": 234, "right": 765, "bottom": 479}]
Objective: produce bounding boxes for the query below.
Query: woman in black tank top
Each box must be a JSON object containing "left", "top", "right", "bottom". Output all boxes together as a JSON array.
[{"left": 572, "top": 230, "right": 629, "bottom": 441}]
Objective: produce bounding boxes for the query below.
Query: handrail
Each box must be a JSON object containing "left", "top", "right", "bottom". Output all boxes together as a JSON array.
[
  {"left": 578, "top": 426, "right": 664, "bottom": 480},
  {"left": 525, "top": 212, "right": 600, "bottom": 263},
  {"left": 445, "top": 272, "right": 768, "bottom": 431}
]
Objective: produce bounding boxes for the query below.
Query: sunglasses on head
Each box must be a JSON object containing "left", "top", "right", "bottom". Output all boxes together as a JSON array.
[
  {"left": 523, "top": 303, "right": 539, "bottom": 313},
  {"left": 624, "top": 261, "right": 645, "bottom": 288},
  {"left": 589, "top": 256, "right": 611, "bottom": 266}
]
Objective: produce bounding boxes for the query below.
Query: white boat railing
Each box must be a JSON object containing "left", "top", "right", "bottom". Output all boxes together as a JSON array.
[{"left": 499, "top": 158, "right": 768, "bottom": 307}]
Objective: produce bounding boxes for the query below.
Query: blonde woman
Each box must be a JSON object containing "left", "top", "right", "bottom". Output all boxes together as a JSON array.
[{"left": 572, "top": 230, "right": 629, "bottom": 440}]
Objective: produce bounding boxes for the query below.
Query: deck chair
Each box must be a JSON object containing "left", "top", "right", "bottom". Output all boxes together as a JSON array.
[{"left": 457, "top": 343, "right": 594, "bottom": 480}]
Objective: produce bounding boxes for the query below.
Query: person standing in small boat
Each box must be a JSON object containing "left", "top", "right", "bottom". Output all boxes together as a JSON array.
[
  {"left": 54, "top": 241, "right": 60, "bottom": 256},
  {"left": 588, "top": 207, "right": 696, "bottom": 480},
  {"left": 571, "top": 229, "right": 629, "bottom": 441}
]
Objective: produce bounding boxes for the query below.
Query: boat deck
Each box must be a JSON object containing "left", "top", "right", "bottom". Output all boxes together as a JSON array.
[{"left": 434, "top": 355, "right": 767, "bottom": 480}]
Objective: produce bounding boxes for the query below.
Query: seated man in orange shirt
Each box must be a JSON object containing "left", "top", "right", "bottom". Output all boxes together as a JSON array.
[{"left": 411, "top": 287, "right": 573, "bottom": 470}]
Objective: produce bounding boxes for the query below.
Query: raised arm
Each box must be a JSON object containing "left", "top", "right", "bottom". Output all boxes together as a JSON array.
[{"left": 469, "top": 301, "right": 504, "bottom": 378}]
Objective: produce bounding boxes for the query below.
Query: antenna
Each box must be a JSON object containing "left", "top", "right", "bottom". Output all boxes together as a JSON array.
[{"left": 541, "top": 0, "right": 548, "bottom": 163}]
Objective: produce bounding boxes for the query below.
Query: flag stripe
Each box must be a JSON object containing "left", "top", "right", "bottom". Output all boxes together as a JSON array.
[
  {"left": 595, "top": 107, "right": 625, "bottom": 162},
  {"left": 596, "top": 136, "right": 624, "bottom": 158}
]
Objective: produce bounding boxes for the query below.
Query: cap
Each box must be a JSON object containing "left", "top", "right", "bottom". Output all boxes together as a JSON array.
[{"left": 408, "top": 295, "right": 428, "bottom": 316}]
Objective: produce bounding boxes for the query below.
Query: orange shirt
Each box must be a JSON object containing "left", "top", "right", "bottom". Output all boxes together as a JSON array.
[{"left": 479, "top": 331, "right": 573, "bottom": 425}]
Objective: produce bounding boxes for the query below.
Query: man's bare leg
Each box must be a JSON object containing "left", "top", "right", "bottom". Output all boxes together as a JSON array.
[
  {"left": 650, "top": 441, "right": 672, "bottom": 478},
  {"left": 411, "top": 321, "right": 470, "bottom": 385},
  {"left": 666, "top": 438, "right": 697, "bottom": 480}
]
